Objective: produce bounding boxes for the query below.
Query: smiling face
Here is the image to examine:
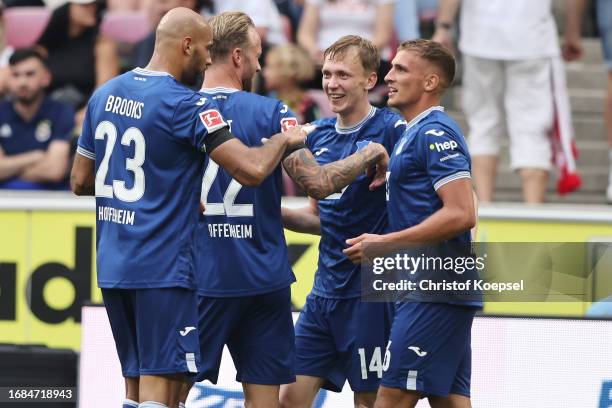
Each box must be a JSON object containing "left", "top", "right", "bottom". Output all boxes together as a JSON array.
[
  {"left": 322, "top": 47, "right": 376, "bottom": 116},
  {"left": 384, "top": 49, "right": 431, "bottom": 109}
]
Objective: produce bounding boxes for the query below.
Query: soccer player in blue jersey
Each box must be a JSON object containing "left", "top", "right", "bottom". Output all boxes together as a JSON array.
[
  {"left": 279, "top": 36, "right": 407, "bottom": 408},
  {"left": 70, "top": 8, "right": 310, "bottom": 408},
  {"left": 344, "top": 39, "right": 478, "bottom": 408},
  {"left": 177, "top": 14, "right": 390, "bottom": 408}
]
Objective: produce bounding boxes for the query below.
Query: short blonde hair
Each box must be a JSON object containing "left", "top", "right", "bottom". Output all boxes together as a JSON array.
[
  {"left": 208, "top": 11, "right": 255, "bottom": 61},
  {"left": 324, "top": 35, "right": 380, "bottom": 74},
  {"left": 267, "top": 44, "right": 315, "bottom": 83}
]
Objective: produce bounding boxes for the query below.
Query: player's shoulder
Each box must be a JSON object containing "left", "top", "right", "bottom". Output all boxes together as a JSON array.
[
  {"left": 375, "top": 107, "right": 405, "bottom": 127},
  {"left": 417, "top": 109, "right": 463, "bottom": 139},
  {"left": 203, "top": 89, "right": 285, "bottom": 112}
]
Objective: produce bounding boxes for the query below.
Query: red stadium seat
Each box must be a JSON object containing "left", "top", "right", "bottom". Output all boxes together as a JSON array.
[
  {"left": 100, "top": 11, "right": 150, "bottom": 44},
  {"left": 2, "top": 7, "right": 51, "bottom": 48}
]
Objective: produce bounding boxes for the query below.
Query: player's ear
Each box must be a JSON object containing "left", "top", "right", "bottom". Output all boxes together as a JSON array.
[
  {"left": 182, "top": 37, "right": 194, "bottom": 56},
  {"left": 365, "top": 71, "right": 377, "bottom": 91},
  {"left": 231, "top": 47, "right": 242, "bottom": 68},
  {"left": 424, "top": 73, "right": 440, "bottom": 93}
]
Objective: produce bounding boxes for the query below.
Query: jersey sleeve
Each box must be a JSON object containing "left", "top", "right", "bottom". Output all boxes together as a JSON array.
[
  {"left": 418, "top": 124, "right": 471, "bottom": 191},
  {"left": 273, "top": 101, "right": 299, "bottom": 133},
  {"left": 76, "top": 101, "right": 96, "bottom": 160},
  {"left": 172, "top": 94, "right": 229, "bottom": 152},
  {"left": 51, "top": 103, "right": 75, "bottom": 143}
]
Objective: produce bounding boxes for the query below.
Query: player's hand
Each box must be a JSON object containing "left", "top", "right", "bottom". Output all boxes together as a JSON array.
[
  {"left": 199, "top": 201, "right": 206, "bottom": 214},
  {"left": 282, "top": 124, "right": 316, "bottom": 147},
  {"left": 562, "top": 34, "right": 583, "bottom": 61},
  {"left": 365, "top": 143, "right": 389, "bottom": 191},
  {"left": 343, "top": 233, "right": 386, "bottom": 264},
  {"left": 432, "top": 29, "right": 455, "bottom": 55}
]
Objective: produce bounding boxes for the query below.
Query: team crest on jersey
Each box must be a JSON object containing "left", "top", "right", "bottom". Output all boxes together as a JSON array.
[
  {"left": 280, "top": 117, "right": 298, "bottom": 132},
  {"left": 199, "top": 109, "right": 226, "bottom": 133},
  {"left": 0, "top": 123, "right": 12, "bottom": 138},
  {"left": 356, "top": 140, "right": 372, "bottom": 151},
  {"left": 35, "top": 120, "right": 52, "bottom": 142}
]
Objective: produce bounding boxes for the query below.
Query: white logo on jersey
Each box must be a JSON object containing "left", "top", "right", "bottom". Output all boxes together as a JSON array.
[
  {"left": 408, "top": 346, "right": 427, "bottom": 357},
  {"left": 196, "top": 97, "right": 207, "bottom": 106},
  {"left": 0, "top": 123, "right": 12, "bottom": 138},
  {"left": 280, "top": 117, "right": 298, "bottom": 132},
  {"left": 425, "top": 129, "right": 445, "bottom": 137},
  {"left": 394, "top": 119, "right": 408, "bottom": 128},
  {"left": 430, "top": 140, "right": 458, "bottom": 153},
  {"left": 315, "top": 148, "right": 329, "bottom": 156},
  {"left": 180, "top": 326, "right": 196, "bottom": 336}
]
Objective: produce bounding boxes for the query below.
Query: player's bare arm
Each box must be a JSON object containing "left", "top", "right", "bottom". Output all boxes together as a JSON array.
[
  {"left": 344, "top": 178, "right": 475, "bottom": 263},
  {"left": 282, "top": 142, "right": 389, "bottom": 200},
  {"left": 281, "top": 197, "right": 321, "bottom": 235},
  {"left": 209, "top": 125, "right": 309, "bottom": 187},
  {"left": 70, "top": 153, "right": 95, "bottom": 196}
]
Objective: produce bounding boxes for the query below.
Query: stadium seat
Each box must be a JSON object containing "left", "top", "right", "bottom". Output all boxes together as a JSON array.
[
  {"left": 2, "top": 7, "right": 51, "bottom": 49},
  {"left": 307, "top": 90, "right": 334, "bottom": 118},
  {"left": 100, "top": 11, "right": 150, "bottom": 44}
]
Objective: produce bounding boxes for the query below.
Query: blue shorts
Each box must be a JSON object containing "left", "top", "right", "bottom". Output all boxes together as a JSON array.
[
  {"left": 294, "top": 294, "right": 394, "bottom": 393},
  {"left": 102, "top": 287, "right": 201, "bottom": 378},
  {"left": 194, "top": 287, "right": 295, "bottom": 385},
  {"left": 598, "top": 0, "right": 612, "bottom": 70},
  {"left": 381, "top": 302, "right": 476, "bottom": 398}
]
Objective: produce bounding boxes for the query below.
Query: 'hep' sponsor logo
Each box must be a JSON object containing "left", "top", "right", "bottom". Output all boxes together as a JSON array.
[
  {"left": 199, "top": 109, "right": 226, "bottom": 132},
  {"left": 281, "top": 118, "right": 298, "bottom": 132}
]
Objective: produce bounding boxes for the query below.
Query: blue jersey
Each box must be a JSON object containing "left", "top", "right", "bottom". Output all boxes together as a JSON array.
[
  {"left": 306, "top": 107, "right": 405, "bottom": 299},
  {"left": 196, "top": 87, "right": 297, "bottom": 296},
  {"left": 386, "top": 106, "right": 481, "bottom": 307},
  {"left": 77, "top": 68, "right": 228, "bottom": 289},
  {"left": 0, "top": 97, "right": 74, "bottom": 190}
]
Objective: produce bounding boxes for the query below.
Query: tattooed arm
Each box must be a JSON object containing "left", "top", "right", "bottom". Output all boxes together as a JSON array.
[{"left": 282, "top": 143, "right": 389, "bottom": 200}]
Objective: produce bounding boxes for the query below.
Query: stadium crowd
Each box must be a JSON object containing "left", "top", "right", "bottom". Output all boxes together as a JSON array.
[{"left": 0, "top": 0, "right": 611, "bottom": 201}]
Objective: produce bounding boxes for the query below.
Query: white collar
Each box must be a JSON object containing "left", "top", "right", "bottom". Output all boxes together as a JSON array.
[
  {"left": 335, "top": 106, "right": 377, "bottom": 134},
  {"left": 200, "top": 87, "right": 240, "bottom": 93},
  {"left": 406, "top": 106, "right": 444, "bottom": 130},
  {"left": 133, "top": 67, "right": 171, "bottom": 77}
]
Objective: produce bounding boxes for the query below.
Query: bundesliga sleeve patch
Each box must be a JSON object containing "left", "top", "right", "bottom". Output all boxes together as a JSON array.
[
  {"left": 280, "top": 117, "right": 298, "bottom": 132},
  {"left": 199, "top": 109, "right": 227, "bottom": 133}
]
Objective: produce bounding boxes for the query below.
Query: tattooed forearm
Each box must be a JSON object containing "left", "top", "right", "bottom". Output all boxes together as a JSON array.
[{"left": 283, "top": 143, "right": 384, "bottom": 200}]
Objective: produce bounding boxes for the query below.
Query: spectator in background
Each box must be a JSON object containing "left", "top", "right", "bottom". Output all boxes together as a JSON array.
[
  {"left": 212, "top": 0, "right": 287, "bottom": 49},
  {"left": 297, "top": 0, "right": 395, "bottom": 65},
  {"left": 564, "top": 0, "right": 612, "bottom": 203},
  {"left": 0, "top": 48, "right": 74, "bottom": 190},
  {"left": 130, "top": 0, "right": 199, "bottom": 70},
  {"left": 36, "top": 0, "right": 119, "bottom": 124},
  {"left": 433, "top": 0, "right": 581, "bottom": 203},
  {"left": 263, "top": 44, "right": 322, "bottom": 124},
  {"left": 395, "top": 0, "right": 420, "bottom": 42}
]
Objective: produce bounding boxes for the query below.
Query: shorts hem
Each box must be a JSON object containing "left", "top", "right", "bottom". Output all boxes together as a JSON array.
[
  {"left": 379, "top": 381, "right": 447, "bottom": 397},
  {"left": 238, "top": 376, "right": 296, "bottom": 385},
  {"left": 139, "top": 367, "right": 194, "bottom": 375},
  {"left": 295, "top": 370, "right": 342, "bottom": 393},
  {"left": 122, "top": 372, "right": 140, "bottom": 378}
]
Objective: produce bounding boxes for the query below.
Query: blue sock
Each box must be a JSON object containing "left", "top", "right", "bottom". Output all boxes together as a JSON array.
[
  {"left": 138, "top": 402, "right": 168, "bottom": 408},
  {"left": 123, "top": 399, "right": 138, "bottom": 408}
]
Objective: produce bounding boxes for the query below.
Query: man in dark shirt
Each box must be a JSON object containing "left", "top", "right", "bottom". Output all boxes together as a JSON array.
[{"left": 0, "top": 48, "right": 74, "bottom": 190}]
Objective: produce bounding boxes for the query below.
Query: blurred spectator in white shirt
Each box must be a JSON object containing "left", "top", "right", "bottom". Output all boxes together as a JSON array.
[
  {"left": 297, "top": 0, "right": 395, "bottom": 64},
  {"left": 212, "top": 0, "right": 287, "bottom": 48},
  {"left": 433, "top": 0, "right": 581, "bottom": 203}
]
